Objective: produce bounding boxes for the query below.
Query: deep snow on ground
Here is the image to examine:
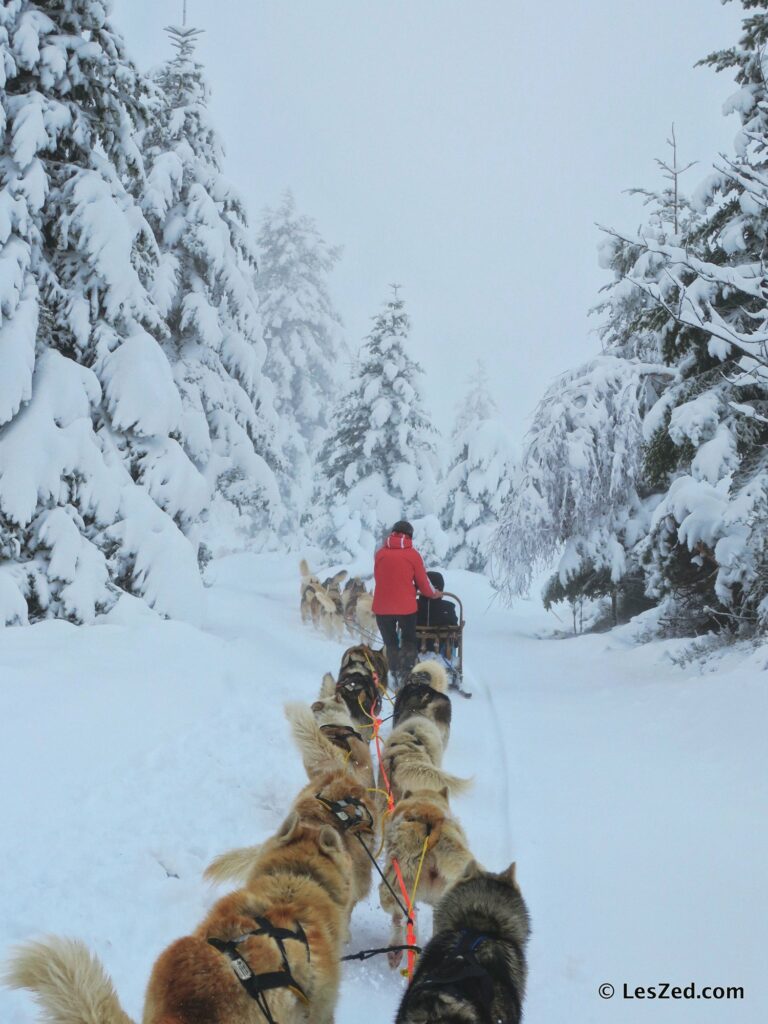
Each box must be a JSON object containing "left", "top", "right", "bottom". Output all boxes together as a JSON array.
[{"left": 1, "top": 553, "right": 766, "bottom": 1023}]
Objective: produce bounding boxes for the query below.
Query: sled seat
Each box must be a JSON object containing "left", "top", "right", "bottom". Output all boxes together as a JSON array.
[{"left": 415, "top": 591, "right": 465, "bottom": 683}]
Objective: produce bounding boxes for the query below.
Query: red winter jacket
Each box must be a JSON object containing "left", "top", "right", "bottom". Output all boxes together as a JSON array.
[{"left": 372, "top": 533, "right": 437, "bottom": 615}]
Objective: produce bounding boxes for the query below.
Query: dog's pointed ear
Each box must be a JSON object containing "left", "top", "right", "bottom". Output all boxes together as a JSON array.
[
  {"left": 333, "top": 692, "right": 345, "bottom": 706},
  {"left": 501, "top": 861, "right": 519, "bottom": 889},
  {"left": 320, "top": 673, "right": 336, "bottom": 697},
  {"left": 459, "top": 859, "right": 482, "bottom": 882},
  {"left": 319, "top": 825, "right": 343, "bottom": 855},
  {"left": 277, "top": 811, "right": 301, "bottom": 845}
]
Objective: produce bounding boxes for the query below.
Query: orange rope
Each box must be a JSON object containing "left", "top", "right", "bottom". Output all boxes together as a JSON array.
[{"left": 361, "top": 680, "right": 423, "bottom": 981}]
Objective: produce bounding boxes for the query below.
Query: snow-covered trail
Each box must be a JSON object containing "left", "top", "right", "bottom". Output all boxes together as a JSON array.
[{"left": 1, "top": 554, "right": 766, "bottom": 1023}]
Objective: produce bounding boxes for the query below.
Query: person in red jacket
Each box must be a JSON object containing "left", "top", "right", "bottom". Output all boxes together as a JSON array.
[{"left": 373, "top": 520, "right": 443, "bottom": 686}]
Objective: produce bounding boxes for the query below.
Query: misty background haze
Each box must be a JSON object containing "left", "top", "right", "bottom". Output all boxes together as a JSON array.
[{"left": 118, "top": 0, "right": 741, "bottom": 438}]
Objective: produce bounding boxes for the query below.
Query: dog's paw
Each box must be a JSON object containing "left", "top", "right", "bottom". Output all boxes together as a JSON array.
[{"left": 387, "top": 947, "right": 404, "bottom": 969}]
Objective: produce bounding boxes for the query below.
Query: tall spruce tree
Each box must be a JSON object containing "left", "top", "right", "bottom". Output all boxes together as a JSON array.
[
  {"left": 0, "top": 0, "right": 206, "bottom": 625},
  {"left": 313, "top": 287, "right": 442, "bottom": 557},
  {"left": 493, "top": 150, "right": 686, "bottom": 616},
  {"left": 615, "top": 2, "right": 768, "bottom": 633},
  {"left": 142, "top": 23, "right": 283, "bottom": 550},
  {"left": 442, "top": 363, "right": 515, "bottom": 572},
  {"left": 255, "top": 192, "right": 344, "bottom": 530}
]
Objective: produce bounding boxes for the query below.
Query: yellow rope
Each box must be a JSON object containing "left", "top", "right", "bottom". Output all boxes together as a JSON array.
[{"left": 410, "top": 831, "right": 431, "bottom": 909}]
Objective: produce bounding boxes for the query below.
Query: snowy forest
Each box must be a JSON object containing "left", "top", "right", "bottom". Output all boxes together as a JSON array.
[
  {"left": 2, "top": 4, "right": 767, "bottom": 1024},
  {"left": 2, "top": 0, "right": 768, "bottom": 645}
]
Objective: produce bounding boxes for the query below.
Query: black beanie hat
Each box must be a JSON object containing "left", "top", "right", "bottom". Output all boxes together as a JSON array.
[
  {"left": 392, "top": 520, "right": 414, "bottom": 537},
  {"left": 427, "top": 570, "right": 444, "bottom": 591}
]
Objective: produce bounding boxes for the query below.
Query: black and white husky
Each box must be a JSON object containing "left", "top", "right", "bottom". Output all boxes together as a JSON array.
[{"left": 395, "top": 861, "right": 530, "bottom": 1024}]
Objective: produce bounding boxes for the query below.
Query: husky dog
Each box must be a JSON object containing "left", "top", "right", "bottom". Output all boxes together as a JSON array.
[
  {"left": 381, "top": 718, "right": 470, "bottom": 804},
  {"left": 299, "top": 559, "right": 335, "bottom": 626},
  {"left": 283, "top": 697, "right": 374, "bottom": 788},
  {"left": 393, "top": 661, "right": 452, "bottom": 746},
  {"left": 320, "top": 644, "right": 388, "bottom": 726},
  {"left": 395, "top": 860, "right": 531, "bottom": 1024},
  {"left": 205, "top": 770, "right": 377, "bottom": 910},
  {"left": 353, "top": 591, "right": 378, "bottom": 638},
  {"left": 341, "top": 576, "right": 368, "bottom": 626},
  {"left": 379, "top": 788, "right": 474, "bottom": 969},
  {"left": 6, "top": 813, "right": 352, "bottom": 1024}
]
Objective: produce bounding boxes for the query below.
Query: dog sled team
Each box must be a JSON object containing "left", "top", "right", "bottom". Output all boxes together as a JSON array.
[
  {"left": 302, "top": 521, "right": 466, "bottom": 694},
  {"left": 4, "top": 523, "right": 531, "bottom": 1024}
]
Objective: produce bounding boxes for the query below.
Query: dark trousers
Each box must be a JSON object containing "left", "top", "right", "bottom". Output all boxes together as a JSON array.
[{"left": 376, "top": 612, "right": 418, "bottom": 681}]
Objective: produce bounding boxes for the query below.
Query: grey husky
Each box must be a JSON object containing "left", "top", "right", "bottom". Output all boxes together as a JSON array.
[{"left": 395, "top": 861, "right": 530, "bottom": 1024}]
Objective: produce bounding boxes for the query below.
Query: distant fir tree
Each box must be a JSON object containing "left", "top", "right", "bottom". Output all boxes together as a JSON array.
[
  {"left": 313, "top": 288, "right": 443, "bottom": 557},
  {"left": 441, "top": 362, "right": 515, "bottom": 572},
  {"left": 142, "top": 23, "right": 283, "bottom": 550},
  {"left": 255, "top": 192, "right": 344, "bottom": 529},
  {"left": 0, "top": 0, "right": 206, "bottom": 625}
]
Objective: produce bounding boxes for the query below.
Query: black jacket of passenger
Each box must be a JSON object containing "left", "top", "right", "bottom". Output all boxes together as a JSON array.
[{"left": 417, "top": 595, "right": 458, "bottom": 627}]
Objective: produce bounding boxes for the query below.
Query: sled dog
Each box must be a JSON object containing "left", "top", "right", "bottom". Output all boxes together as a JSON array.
[
  {"left": 393, "top": 661, "right": 452, "bottom": 745},
  {"left": 5, "top": 813, "right": 351, "bottom": 1024},
  {"left": 395, "top": 860, "right": 531, "bottom": 1024},
  {"left": 299, "top": 559, "right": 336, "bottom": 628},
  {"left": 205, "top": 770, "right": 376, "bottom": 909},
  {"left": 381, "top": 717, "right": 470, "bottom": 804},
  {"left": 379, "top": 788, "right": 474, "bottom": 968},
  {"left": 284, "top": 699, "right": 374, "bottom": 788},
  {"left": 320, "top": 644, "right": 388, "bottom": 726},
  {"left": 341, "top": 576, "right": 368, "bottom": 630}
]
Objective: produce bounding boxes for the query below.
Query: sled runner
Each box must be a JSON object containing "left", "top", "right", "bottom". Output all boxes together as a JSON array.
[{"left": 415, "top": 591, "right": 469, "bottom": 696}]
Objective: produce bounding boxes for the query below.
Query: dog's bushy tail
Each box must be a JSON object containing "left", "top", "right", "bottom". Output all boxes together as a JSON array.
[
  {"left": 412, "top": 660, "right": 448, "bottom": 693},
  {"left": 204, "top": 843, "right": 263, "bottom": 885},
  {"left": 395, "top": 764, "right": 473, "bottom": 798},
  {"left": 285, "top": 701, "right": 345, "bottom": 778},
  {"left": 299, "top": 558, "right": 312, "bottom": 579},
  {"left": 3, "top": 936, "right": 135, "bottom": 1024}
]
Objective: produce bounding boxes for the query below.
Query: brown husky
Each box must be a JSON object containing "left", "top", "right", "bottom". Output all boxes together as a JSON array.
[
  {"left": 5, "top": 813, "right": 351, "bottom": 1024},
  {"left": 206, "top": 768, "right": 377, "bottom": 911}
]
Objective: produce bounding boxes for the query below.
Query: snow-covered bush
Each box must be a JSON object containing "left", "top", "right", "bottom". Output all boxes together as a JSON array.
[{"left": 493, "top": 355, "right": 672, "bottom": 603}]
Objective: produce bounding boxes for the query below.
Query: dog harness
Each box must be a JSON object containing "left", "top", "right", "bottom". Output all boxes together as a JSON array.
[
  {"left": 315, "top": 792, "right": 374, "bottom": 834},
  {"left": 319, "top": 722, "right": 365, "bottom": 753},
  {"left": 208, "top": 916, "right": 309, "bottom": 1024},
  {"left": 401, "top": 929, "right": 517, "bottom": 1024},
  {"left": 337, "top": 670, "right": 381, "bottom": 716}
]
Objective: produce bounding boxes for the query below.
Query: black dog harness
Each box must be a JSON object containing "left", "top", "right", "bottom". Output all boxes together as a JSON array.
[
  {"left": 208, "top": 916, "right": 309, "bottom": 1024},
  {"left": 337, "top": 670, "right": 381, "bottom": 716},
  {"left": 315, "top": 792, "right": 374, "bottom": 834},
  {"left": 319, "top": 722, "right": 365, "bottom": 753},
  {"left": 402, "top": 929, "right": 509, "bottom": 1022}
]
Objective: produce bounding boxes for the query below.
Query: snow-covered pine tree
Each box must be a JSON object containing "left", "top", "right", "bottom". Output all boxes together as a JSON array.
[
  {"left": 492, "top": 144, "right": 688, "bottom": 620},
  {"left": 255, "top": 192, "right": 344, "bottom": 530},
  {"left": 616, "top": 4, "right": 768, "bottom": 634},
  {"left": 141, "top": 23, "right": 282, "bottom": 551},
  {"left": 0, "top": 0, "right": 205, "bottom": 625},
  {"left": 313, "top": 287, "right": 443, "bottom": 558},
  {"left": 441, "top": 362, "right": 515, "bottom": 572}
]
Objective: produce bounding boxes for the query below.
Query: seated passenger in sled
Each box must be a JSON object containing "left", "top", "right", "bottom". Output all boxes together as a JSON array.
[{"left": 417, "top": 571, "right": 458, "bottom": 638}]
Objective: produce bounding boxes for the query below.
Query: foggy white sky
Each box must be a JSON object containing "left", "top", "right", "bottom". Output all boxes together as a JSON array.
[{"left": 117, "top": 0, "right": 743, "bottom": 440}]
